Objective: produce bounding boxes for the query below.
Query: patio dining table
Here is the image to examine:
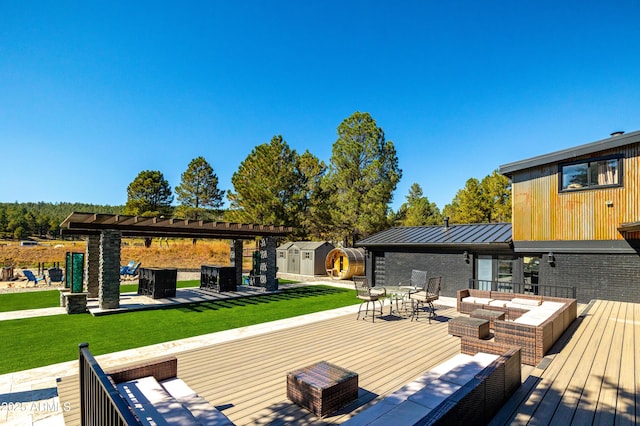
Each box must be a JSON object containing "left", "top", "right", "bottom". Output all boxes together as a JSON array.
[{"left": 386, "top": 286, "right": 413, "bottom": 317}]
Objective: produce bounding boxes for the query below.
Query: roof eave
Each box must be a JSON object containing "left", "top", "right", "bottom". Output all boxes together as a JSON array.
[{"left": 499, "top": 130, "right": 640, "bottom": 177}]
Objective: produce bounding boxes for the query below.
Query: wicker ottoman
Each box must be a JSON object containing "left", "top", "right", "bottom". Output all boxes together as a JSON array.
[
  {"left": 448, "top": 317, "right": 490, "bottom": 339},
  {"left": 287, "top": 361, "right": 358, "bottom": 417},
  {"left": 470, "top": 308, "right": 506, "bottom": 329}
]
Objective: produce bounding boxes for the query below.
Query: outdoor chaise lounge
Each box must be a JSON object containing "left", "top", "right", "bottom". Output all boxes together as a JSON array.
[
  {"left": 78, "top": 343, "right": 234, "bottom": 425},
  {"left": 120, "top": 261, "right": 141, "bottom": 278},
  {"left": 344, "top": 347, "right": 521, "bottom": 425},
  {"left": 456, "top": 289, "right": 577, "bottom": 365}
]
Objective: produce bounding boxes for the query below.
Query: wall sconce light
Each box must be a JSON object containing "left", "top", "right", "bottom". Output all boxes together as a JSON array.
[
  {"left": 605, "top": 200, "right": 613, "bottom": 207},
  {"left": 547, "top": 252, "right": 555, "bottom": 265},
  {"left": 463, "top": 251, "right": 469, "bottom": 262}
]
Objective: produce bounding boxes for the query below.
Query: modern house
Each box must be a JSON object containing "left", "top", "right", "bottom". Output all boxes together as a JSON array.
[
  {"left": 499, "top": 130, "right": 640, "bottom": 303},
  {"left": 357, "top": 130, "right": 640, "bottom": 304}
]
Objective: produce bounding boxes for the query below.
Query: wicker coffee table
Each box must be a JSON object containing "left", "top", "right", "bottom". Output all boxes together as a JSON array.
[
  {"left": 470, "top": 308, "right": 506, "bottom": 329},
  {"left": 287, "top": 361, "right": 358, "bottom": 417},
  {"left": 448, "top": 317, "right": 490, "bottom": 339}
]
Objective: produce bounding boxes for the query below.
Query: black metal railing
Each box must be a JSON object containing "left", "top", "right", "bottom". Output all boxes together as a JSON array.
[
  {"left": 468, "top": 279, "right": 576, "bottom": 299},
  {"left": 79, "top": 343, "right": 141, "bottom": 426}
]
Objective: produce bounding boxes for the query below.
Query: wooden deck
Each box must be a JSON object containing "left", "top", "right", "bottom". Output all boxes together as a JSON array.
[
  {"left": 58, "top": 306, "right": 465, "bottom": 425},
  {"left": 57, "top": 299, "right": 639, "bottom": 425},
  {"left": 491, "top": 299, "right": 639, "bottom": 425}
]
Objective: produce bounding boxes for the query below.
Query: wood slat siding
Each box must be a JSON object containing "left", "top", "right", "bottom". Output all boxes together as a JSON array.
[
  {"left": 58, "top": 307, "right": 464, "bottom": 425},
  {"left": 512, "top": 143, "right": 640, "bottom": 241}
]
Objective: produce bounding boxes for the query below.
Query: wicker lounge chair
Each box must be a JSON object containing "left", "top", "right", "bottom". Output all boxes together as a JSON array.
[
  {"left": 353, "top": 275, "right": 386, "bottom": 322},
  {"left": 409, "top": 276, "right": 442, "bottom": 323}
]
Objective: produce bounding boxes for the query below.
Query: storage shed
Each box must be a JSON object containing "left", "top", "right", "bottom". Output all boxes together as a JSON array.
[
  {"left": 276, "top": 241, "right": 335, "bottom": 276},
  {"left": 276, "top": 242, "right": 295, "bottom": 273}
]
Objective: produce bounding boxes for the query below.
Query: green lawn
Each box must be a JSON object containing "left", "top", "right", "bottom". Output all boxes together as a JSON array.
[
  {"left": 0, "top": 282, "right": 196, "bottom": 312},
  {"left": 0, "top": 285, "right": 358, "bottom": 374}
]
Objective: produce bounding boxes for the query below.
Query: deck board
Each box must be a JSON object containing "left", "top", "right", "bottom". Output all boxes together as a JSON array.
[
  {"left": 58, "top": 307, "right": 462, "bottom": 425},
  {"left": 493, "top": 299, "right": 640, "bottom": 426},
  {"left": 58, "top": 299, "right": 640, "bottom": 425}
]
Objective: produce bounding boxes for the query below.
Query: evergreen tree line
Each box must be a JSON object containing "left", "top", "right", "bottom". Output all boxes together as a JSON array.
[
  {"left": 1, "top": 112, "right": 511, "bottom": 246},
  {"left": 0, "top": 202, "right": 124, "bottom": 240}
]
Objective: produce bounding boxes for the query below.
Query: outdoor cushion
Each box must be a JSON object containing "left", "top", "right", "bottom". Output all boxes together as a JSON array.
[
  {"left": 408, "top": 378, "right": 462, "bottom": 408},
  {"left": 461, "top": 296, "right": 494, "bottom": 305},
  {"left": 429, "top": 353, "right": 475, "bottom": 376},
  {"left": 504, "top": 301, "right": 534, "bottom": 311},
  {"left": 161, "top": 378, "right": 197, "bottom": 399},
  {"left": 488, "top": 299, "right": 508, "bottom": 308},
  {"left": 538, "top": 301, "right": 565, "bottom": 312},
  {"left": 117, "top": 376, "right": 199, "bottom": 425},
  {"left": 440, "top": 361, "right": 488, "bottom": 386},
  {"left": 513, "top": 314, "right": 546, "bottom": 326},
  {"left": 367, "top": 400, "right": 434, "bottom": 426},
  {"left": 511, "top": 297, "right": 542, "bottom": 306},
  {"left": 162, "top": 378, "right": 234, "bottom": 425}
]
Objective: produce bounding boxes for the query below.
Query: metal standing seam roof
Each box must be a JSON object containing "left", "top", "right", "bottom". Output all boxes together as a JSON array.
[
  {"left": 355, "top": 223, "right": 512, "bottom": 247},
  {"left": 60, "top": 212, "right": 294, "bottom": 239}
]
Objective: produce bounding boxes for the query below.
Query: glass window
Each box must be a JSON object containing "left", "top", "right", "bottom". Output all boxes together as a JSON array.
[
  {"left": 561, "top": 157, "right": 620, "bottom": 191},
  {"left": 523, "top": 256, "right": 539, "bottom": 285},
  {"left": 477, "top": 256, "right": 493, "bottom": 291},
  {"left": 303, "top": 252, "right": 311, "bottom": 260},
  {"left": 497, "top": 257, "right": 514, "bottom": 291}
]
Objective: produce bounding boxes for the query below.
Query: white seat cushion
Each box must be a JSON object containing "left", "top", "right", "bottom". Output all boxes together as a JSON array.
[
  {"left": 160, "top": 378, "right": 197, "bottom": 399},
  {"left": 461, "top": 296, "right": 494, "bottom": 305},
  {"left": 430, "top": 353, "right": 475, "bottom": 376},
  {"left": 117, "top": 376, "right": 199, "bottom": 425},
  {"left": 488, "top": 299, "right": 508, "bottom": 308},
  {"left": 504, "top": 301, "right": 534, "bottom": 311},
  {"left": 511, "top": 297, "right": 542, "bottom": 306}
]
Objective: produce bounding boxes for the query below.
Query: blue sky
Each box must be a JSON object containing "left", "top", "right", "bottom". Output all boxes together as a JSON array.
[{"left": 2, "top": 1, "right": 640, "bottom": 211}]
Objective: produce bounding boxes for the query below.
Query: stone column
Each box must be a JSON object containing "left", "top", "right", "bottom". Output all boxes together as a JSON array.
[
  {"left": 99, "top": 229, "right": 121, "bottom": 310},
  {"left": 230, "top": 239, "right": 243, "bottom": 286},
  {"left": 258, "top": 237, "right": 278, "bottom": 291},
  {"left": 84, "top": 235, "right": 100, "bottom": 298}
]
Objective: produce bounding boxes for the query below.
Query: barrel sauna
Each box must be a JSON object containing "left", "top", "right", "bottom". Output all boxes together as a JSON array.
[{"left": 325, "top": 247, "right": 365, "bottom": 280}]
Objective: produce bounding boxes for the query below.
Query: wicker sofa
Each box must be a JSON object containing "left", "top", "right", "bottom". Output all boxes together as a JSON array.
[
  {"left": 343, "top": 347, "right": 521, "bottom": 425},
  {"left": 456, "top": 289, "right": 577, "bottom": 365},
  {"left": 78, "top": 343, "right": 234, "bottom": 425}
]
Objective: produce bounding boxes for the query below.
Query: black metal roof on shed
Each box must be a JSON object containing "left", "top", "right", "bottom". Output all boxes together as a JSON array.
[
  {"left": 356, "top": 222, "right": 512, "bottom": 248},
  {"left": 499, "top": 129, "right": 640, "bottom": 177}
]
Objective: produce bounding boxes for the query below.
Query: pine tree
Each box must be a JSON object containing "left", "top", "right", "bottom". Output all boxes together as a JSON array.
[
  {"left": 123, "top": 170, "right": 174, "bottom": 217},
  {"left": 174, "top": 157, "right": 224, "bottom": 220},
  {"left": 323, "top": 112, "right": 402, "bottom": 245}
]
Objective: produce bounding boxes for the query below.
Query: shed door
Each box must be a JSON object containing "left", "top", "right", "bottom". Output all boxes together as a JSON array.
[{"left": 288, "top": 249, "right": 300, "bottom": 274}]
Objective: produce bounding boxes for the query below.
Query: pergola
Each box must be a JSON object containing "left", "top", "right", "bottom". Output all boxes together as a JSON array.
[{"left": 60, "top": 212, "right": 293, "bottom": 310}]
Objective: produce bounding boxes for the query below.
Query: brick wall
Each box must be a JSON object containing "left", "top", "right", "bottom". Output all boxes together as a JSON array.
[
  {"left": 383, "top": 252, "right": 473, "bottom": 298},
  {"left": 541, "top": 252, "right": 640, "bottom": 303}
]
